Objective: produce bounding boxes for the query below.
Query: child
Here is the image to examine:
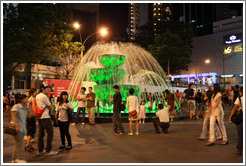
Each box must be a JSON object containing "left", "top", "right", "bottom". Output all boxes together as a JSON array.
[
  {"left": 153, "top": 104, "right": 170, "bottom": 134},
  {"left": 139, "top": 101, "right": 146, "bottom": 124}
]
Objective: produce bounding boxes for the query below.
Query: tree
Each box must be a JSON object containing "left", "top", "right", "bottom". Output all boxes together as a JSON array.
[
  {"left": 135, "top": 21, "right": 193, "bottom": 74},
  {"left": 3, "top": 3, "right": 78, "bottom": 89},
  {"left": 47, "top": 31, "right": 82, "bottom": 79}
]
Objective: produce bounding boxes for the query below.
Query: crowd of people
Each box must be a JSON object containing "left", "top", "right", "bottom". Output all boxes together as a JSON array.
[{"left": 4, "top": 82, "right": 243, "bottom": 163}]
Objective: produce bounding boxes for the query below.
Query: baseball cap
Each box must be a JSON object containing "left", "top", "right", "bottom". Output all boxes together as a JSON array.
[{"left": 40, "top": 82, "right": 51, "bottom": 89}]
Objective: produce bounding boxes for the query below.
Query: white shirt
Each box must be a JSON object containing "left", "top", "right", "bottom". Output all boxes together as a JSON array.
[
  {"left": 156, "top": 108, "right": 170, "bottom": 123},
  {"left": 56, "top": 102, "right": 73, "bottom": 122},
  {"left": 126, "top": 95, "right": 139, "bottom": 113},
  {"left": 211, "top": 92, "right": 223, "bottom": 116},
  {"left": 77, "top": 93, "right": 86, "bottom": 108},
  {"left": 234, "top": 96, "right": 243, "bottom": 112},
  {"left": 36, "top": 93, "right": 51, "bottom": 119}
]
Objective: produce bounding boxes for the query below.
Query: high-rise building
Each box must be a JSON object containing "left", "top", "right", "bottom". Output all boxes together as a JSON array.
[
  {"left": 128, "top": 3, "right": 173, "bottom": 40},
  {"left": 179, "top": 3, "right": 243, "bottom": 36}
]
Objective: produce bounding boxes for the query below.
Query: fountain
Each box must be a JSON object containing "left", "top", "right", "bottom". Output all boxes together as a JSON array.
[{"left": 69, "top": 42, "right": 171, "bottom": 114}]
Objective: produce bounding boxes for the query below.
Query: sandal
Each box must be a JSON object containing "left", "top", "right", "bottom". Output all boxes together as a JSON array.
[{"left": 220, "top": 140, "right": 228, "bottom": 145}]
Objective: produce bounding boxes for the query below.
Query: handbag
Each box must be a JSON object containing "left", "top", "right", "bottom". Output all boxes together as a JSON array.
[
  {"left": 129, "top": 110, "right": 137, "bottom": 117},
  {"left": 120, "top": 103, "right": 125, "bottom": 111},
  {"left": 231, "top": 97, "right": 243, "bottom": 125},
  {"left": 4, "top": 123, "right": 17, "bottom": 136}
]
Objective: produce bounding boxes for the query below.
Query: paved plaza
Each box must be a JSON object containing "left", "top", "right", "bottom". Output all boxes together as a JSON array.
[{"left": 2, "top": 106, "right": 243, "bottom": 164}]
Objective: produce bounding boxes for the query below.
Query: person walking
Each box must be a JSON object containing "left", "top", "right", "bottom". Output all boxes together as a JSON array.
[
  {"left": 153, "top": 104, "right": 170, "bottom": 134},
  {"left": 206, "top": 83, "right": 228, "bottom": 146},
  {"left": 73, "top": 87, "right": 87, "bottom": 125},
  {"left": 85, "top": 87, "right": 95, "bottom": 125},
  {"left": 110, "top": 85, "right": 125, "bottom": 135},
  {"left": 126, "top": 88, "right": 139, "bottom": 136},
  {"left": 55, "top": 91, "right": 74, "bottom": 150},
  {"left": 36, "top": 82, "right": 58, "bottom": 155},
  {"left": 25, "top": 88, "right": 37, "bottom": 152},
  {"left": 198, "top": 91, "right": 222, "bottom": 140},
  {"left": 11, "top": 93, "right": 29, "bottom": 163},
  {"left": 229, "top": 86, "right": 243, "bottom": 155}
]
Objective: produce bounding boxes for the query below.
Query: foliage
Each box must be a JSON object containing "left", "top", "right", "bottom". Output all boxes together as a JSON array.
[
  {"left": 135, "top": 21, "right": 193, "bottom": 74},
  {"left": 3, "top": 3, "right": 81, "bottom": 88}
]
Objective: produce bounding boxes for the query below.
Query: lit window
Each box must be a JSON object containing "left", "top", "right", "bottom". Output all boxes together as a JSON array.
[
  {"left": 154, "top": 8, "right": 156, "bottom": 11},
  {"left": 154, "top": 3, "right": 156, "bottom": 5},
  {"left": 154, "top": 28, "right": 156, "bottom": 31},
  {"left": 158, "top": 18, "right": 160, "bottom": 21},
  {"left": 158, "top": 8, "right": 160, "bottom": 10},
  {"left": 158, "top": 3, "right": 161, "bottom": 5},
  {"left": 158, "top": 13, "right": 160, "bottom": 15},
  {"left": 154, "top": 23, "right": 156, "bottom": 25},
  {"left": 154, "top": 13, "right": 156, "bottom": 16},
  {"left": 131, "top": 17, "right": 133, "bottom": 19}
]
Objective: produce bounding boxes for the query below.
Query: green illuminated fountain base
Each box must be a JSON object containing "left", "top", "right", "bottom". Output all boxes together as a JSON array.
[{"left": 94, "top": 84, "right": 140, "bottom": 113}]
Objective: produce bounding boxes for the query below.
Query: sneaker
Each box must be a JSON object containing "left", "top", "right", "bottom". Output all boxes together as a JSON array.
[
  {"left": 59, "top": 145, "right": 66, "bottom": 149},
  {"left": 45, "top": 151, "right": 58, "bottom": 156},
  {"left": 14, "top": 159, "right": 27, "bottom": 163},
  {"left": 135, "top": 132, "right": 139, "bottom": 135},
  {"left": 143, "top": 121, "right": 145, "bottom": 124},
  {"left": 72, "top": 123, "right": 77, "bottom": 126},
  {"left": 23, "top": 136, "right": 27, "bottom": 140},
  {"left": 119, "top": 132, "right": 124, "bottom": 135},
  {"left": 128, "top": 133, "right": 133, "bottom": 136},
  {"left": 31, "top": 138, "right": 35, "bottom": 143},
  {"left": 111, "top": 131, "right": 119, "bottom": 135},
  {"left": 65, "top": 146, "right": 72, "bottom": 150},
  {"left": 82, "top": 122, "right": 85, "bottom": 126},
  {"left": 37, "top": 150, "right": 46, "bottom": 155}
]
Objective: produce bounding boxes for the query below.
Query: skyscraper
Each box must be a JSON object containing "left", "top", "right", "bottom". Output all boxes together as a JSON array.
[{"left": 128, "top": 3, "right": 174, "bottom": 40}]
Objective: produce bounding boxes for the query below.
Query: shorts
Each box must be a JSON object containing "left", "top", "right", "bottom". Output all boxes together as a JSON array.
[
  {"left": 129, "top": 115, "right": 138, "bottom": 121},
  {"left": 188, "top": 100, "right": 195, "bottom": 112},
  {"left": 26, "top": 116, "right": 36, "bottom": 138}
]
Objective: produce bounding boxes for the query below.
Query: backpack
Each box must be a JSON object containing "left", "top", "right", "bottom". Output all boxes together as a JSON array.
[{"left": 32, "top": 100, "right": 46, "bottom": 119}]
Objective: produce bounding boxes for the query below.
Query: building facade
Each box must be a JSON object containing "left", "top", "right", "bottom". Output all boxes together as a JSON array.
[{"left": 172, "top": 16, "right": 243, "bottom": 88}]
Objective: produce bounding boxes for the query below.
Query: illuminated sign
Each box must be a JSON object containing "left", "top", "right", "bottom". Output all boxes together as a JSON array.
[
  {"left": 223, "top": 44, "right": 243, "bottom": 55},
  {"left": 224, "top": 33, "right": 243, "bottom": 45}
]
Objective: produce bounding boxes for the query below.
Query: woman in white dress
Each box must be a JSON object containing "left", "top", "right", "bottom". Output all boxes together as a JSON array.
[
  {"left": 126, "top": 88, "right": 139, "bottom": 136},
  {"left": 206, "top": 83, "right": 228, "bottom": 146}
]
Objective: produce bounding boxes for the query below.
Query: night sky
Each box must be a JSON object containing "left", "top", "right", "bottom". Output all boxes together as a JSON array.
[{"left": 99, "top": 3, "right": 129, "bottom": 40}]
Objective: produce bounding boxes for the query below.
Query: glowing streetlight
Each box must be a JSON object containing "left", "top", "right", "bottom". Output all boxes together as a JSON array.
[
  {"left": 100, "top": 28, "right": 108, "bottom": 36},
  {"left": 205, "top": 59, "right": 210, "bottom": 64},
  {"left": 73, "top": 22, "right": 108, "bottom": 58},
  {"left": 73, "top": 22, "right": 80, "bottom": 29}
]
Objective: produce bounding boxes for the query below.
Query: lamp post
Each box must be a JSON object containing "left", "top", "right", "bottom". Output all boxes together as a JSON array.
[{"left": 73, "top": 22, "right": 108, "bottom": 58}]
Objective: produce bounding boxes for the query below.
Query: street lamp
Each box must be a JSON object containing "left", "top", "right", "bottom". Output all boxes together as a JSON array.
[
  {"left": 205, "top": 59, "right": 210, "bottom": 64},
  {"left": 73, "top": 22, "right": 108, "bottom": 58}
]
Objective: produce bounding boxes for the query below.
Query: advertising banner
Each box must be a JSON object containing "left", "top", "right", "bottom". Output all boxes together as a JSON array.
[{"left": 43, "top": 79, "right": 81, "bottom": 100}]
